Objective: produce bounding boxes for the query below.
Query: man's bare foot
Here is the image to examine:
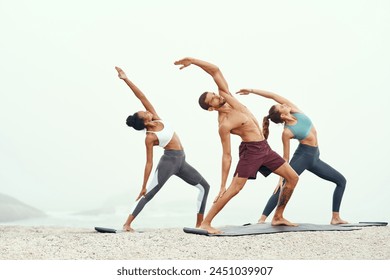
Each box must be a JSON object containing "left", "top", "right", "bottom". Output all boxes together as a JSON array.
[
  {"left": 271, "top": 217, "right": 298, "bottom": 226},
  {"left": 331, "top": 217, "right": 348, "bottom": 225},
  {"left": 200, "top": 223, "right": 222, "bottom": 234},
  {"left": 123, "top": 225, "right": 135, "bottom": 232}
]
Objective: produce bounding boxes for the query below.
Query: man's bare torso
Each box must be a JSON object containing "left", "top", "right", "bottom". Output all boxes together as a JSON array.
[{"left": 219, "top": 106, "right": 265, "bottom": 142}]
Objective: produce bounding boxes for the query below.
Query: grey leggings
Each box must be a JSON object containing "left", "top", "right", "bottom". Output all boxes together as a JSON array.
[
  {"left": 130, "top": 150, "right": 210, "bottom": 218},
  {"left": 262, "top": 144, "right": 346, "bottom": 216}
]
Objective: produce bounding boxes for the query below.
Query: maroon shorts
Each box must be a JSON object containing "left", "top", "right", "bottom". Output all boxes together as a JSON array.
[{"left": 234, "top": 140, "right": 285, "bottom": 179}]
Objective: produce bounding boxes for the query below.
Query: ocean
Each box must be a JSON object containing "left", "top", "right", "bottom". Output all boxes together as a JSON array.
[{"left": 1, "top": 202, "right": 264, "bottom": 230}]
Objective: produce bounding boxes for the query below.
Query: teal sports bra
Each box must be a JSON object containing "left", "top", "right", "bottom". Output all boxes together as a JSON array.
[{"left": 285, "top": 113, "right": 313, "bottom": 140}]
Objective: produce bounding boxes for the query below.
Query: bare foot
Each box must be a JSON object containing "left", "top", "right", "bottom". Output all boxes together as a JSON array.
[
  {"left": 200, "top": 223, "right": 222, "bottom": 234},
  {"left": 331, "top": 218, "right": 348, "bottom": 225},
  {"left": 271, "top": 217, "right": 298, "bottom": 226},
  {"left": 257, "top": 214, "right": 267, "bottom": 224},
  {"left": 123, "top": 225, "right": 135, "bottom": 232},
  {"left": 196, "top": 213, "right": 204, "bottom": 228}
]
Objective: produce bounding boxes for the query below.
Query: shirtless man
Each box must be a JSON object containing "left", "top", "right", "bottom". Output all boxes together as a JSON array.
[{"left": 174, "top": 57, "right": 299, "bottom": 233}]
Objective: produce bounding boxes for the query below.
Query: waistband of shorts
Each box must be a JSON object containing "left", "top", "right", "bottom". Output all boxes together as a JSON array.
[{"left": 240, "top": 140, "right": 268, "bottom": 146}]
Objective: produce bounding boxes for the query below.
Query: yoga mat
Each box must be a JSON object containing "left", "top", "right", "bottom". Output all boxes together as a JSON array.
[{"left": 183, "top": 221, "right": 387, "bottom": 237}]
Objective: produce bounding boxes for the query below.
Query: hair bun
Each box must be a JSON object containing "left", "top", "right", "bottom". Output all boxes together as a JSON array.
[
  {"left": 126, "top": 115, "right": 135, "bottom": 127},
  {"left": 126, "top": 113, "right": 146, "bottom": 130}
]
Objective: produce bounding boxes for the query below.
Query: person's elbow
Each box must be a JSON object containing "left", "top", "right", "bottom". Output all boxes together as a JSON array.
[
  {"left": 145, "top": 160, "right": 153, "bottom": 168},
  {"left": 222, "top": 153, "right": 232, "bottom": 164},
  {"left": 208, "top": 65, "right": 220, "bottom": 76}
]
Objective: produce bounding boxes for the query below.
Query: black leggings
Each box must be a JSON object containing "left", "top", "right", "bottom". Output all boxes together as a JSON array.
[
  {"left": 130, "top": 150, "right": 210, "bottom": 218},
  {"left": 262, "top": 144, "right": 346, "bottom": 216}
]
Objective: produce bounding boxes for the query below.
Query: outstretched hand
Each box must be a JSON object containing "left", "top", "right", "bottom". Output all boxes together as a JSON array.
[
  {"left": 174, "top": 57, "right": 193, "bottom": 70},
  {"left": 115, "top": 66, "right": 128, "bottom": 80},
  {"left": 273, "top": 177, "right": 284, "bottom": 194},
  {"left": 136, "top": 188, "right": 147, "bottom": 201},
  {"left": 213, "top": 187, "right": 227, "bottom": 203},
  {"left": 236, "top": 88, "right": 252, "bottom": 95}
]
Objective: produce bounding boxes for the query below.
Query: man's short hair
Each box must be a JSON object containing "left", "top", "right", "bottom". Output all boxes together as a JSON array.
[{"left": 198, "top": 92, "right": 210, "bottom": 110}]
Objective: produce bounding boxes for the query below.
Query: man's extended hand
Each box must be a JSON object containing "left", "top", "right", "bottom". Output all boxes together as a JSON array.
[
  {"left": 213, "top": 187, "right": 227, "bottom": 203},
  {"left": 236, "top": 88, "right": 252, "bottom": 95}
]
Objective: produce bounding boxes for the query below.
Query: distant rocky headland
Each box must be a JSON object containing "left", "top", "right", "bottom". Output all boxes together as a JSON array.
[{"left": 0, "top": 193, "right": 46, "bottom": 222}]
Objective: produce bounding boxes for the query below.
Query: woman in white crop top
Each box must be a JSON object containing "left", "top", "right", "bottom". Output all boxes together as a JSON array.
[
  {"left": 115, "top": 67, "right": 210, "bottom": 232},
  {"left": 238, "top": 88, "right": 347, "bottom": 225}
]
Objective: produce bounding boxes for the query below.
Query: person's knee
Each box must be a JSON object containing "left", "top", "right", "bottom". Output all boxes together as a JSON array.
[
  {"left": 230, "top": 183, "right": 244, "bottom": 195},
  {"left": 336, "top": 176, "right": 347, "bottom": 192},
  {"left": 144, "top": 192, "right": 155, "bottom": 201},
  {"left": 228, "top": 176, "right": 247, "bottom": 195},
  {"left": 200, "top": 178, "right": 210, "bottom": 193},
  {"left": 338, "top": 175, "right": 347, "bottom": 189},
  {"left": 285, "top": 172, "right": 299, "bottom": 188}
]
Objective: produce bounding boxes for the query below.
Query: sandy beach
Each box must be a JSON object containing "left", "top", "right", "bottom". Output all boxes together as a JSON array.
[{"left": 0, "top": 225, "right": 389, "bottom": 260}]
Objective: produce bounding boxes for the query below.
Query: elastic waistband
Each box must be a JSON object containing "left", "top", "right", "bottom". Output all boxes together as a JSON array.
[
  {"left": 240, "top": 139, "right": 267, "bottom": 144},
  {"left": 163, "top": 150, "right": 185, "bottom": 156},
  {"left": 240, "top": 140, "right": 268, "bottom": 146},
  {"left": 296, "top": 143, "right": 319, "bottom": 153}
]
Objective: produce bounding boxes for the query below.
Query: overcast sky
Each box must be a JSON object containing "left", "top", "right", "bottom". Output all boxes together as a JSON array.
[{"left": 1, "top": 0, "right": 389, "bottom": 225}]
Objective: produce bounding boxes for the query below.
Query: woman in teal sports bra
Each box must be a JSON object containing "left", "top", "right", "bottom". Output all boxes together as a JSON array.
[{"left": 237, "top": 88, "right": 347, "bottom": 225}]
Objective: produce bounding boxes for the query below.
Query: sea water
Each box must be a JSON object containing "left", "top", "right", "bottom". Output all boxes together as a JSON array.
[{"left": 0, "top": 203, "right": 257, "bottom": 230}]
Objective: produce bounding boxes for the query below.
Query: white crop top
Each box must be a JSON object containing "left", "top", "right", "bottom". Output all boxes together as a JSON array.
[{"left": 146, "top": 120, "right": 175, "bottom": 148}]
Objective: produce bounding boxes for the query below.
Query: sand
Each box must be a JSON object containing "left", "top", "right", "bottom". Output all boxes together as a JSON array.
[{"left": 0, "top": 225, "right": 389, "bottom": 260}]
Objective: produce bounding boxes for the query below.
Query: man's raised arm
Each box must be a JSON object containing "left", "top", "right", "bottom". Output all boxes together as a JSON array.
[{"left": 174, "top": 57, "right": 230, "bottom": 96}]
